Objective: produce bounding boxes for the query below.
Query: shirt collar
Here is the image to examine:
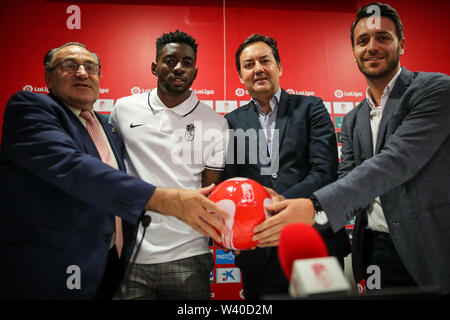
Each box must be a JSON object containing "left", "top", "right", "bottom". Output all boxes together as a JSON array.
[
  {"left": 66, "top": 104, "right": 96, "bottom": 119},
  {"left": 366, "top": 67, "right": 402, "bottom": 111},
  {"left": 149, "top": 88, "right": 199, "bottom": 117},
  {"left": 251, "top": 87, "right": 281, "bottom": 115}
]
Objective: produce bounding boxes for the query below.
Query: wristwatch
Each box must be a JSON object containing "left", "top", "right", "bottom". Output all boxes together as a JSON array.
[{"left": 310, "top": 194, "right": 328, "bottom": 225}]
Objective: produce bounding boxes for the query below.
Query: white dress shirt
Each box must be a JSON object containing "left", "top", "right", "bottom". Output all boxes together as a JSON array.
[{"left": 365, "top": 68, "right": 402, "bottom": 233}]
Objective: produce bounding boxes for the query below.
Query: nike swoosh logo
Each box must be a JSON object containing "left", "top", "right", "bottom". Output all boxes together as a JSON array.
[{"left": 130, "top": 123, "right": 145, "bottom": 128}]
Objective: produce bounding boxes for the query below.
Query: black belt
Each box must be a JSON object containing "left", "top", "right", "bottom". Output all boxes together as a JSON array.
[{"left": 365, "top": 229, "right": 392, "bottom": 243}]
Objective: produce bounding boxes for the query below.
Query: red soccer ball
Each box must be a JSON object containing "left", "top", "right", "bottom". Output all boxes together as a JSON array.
[{"left": 209, "top": 178, "right": 273, "bottom": 250}]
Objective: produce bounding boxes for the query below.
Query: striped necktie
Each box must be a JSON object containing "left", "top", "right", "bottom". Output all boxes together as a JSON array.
[{"left": 80, "top": 110, "right": 123, "bottom": 258}]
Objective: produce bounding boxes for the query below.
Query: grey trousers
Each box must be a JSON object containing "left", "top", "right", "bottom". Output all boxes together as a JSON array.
[{"left": 115, "top": 253, "right": 214, "bottom": 300}]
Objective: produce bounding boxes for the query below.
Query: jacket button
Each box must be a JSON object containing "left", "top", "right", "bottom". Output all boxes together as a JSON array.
[{"left": 272, "top": 173, "right": 278, "bottom": 179}]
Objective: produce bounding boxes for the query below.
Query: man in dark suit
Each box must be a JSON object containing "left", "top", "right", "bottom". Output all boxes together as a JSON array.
[
  {"left": 257, "top": 3, "right": 450, "bottom": 294},
  {"left": 223, "top": 34, "right": 351, "bottom": 299},
  {"left": 0, "top": 42, "right": 228, "bottom": 299}
]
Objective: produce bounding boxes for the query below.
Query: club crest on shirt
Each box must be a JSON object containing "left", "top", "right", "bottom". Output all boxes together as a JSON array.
[{"left": 185, "top": 123, "right": 195, "bottom": 141}]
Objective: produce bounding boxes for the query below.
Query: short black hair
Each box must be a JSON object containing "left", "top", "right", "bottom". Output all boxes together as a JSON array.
[
  {"left": 351, "top": 2, "right": 404, "bottom": 47},
  {"left": 156, "top": 30, "right": 198, "bottom": 59},
  {"left": 235, "top": 33, "right": 281, "bottom": 74}
]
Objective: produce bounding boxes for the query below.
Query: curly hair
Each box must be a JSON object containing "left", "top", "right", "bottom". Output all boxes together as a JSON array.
[{"left": 156, "top": 30, "right": 198, "bottom": 59}]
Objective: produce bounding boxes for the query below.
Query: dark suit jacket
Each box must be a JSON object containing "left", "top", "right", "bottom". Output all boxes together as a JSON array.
[
  {"left": 315, "top": 67, "right": 450, "bottom": 293},
  {"left": 0, "top": 91, "right": 155, "bottom": 299},
  {"left": 223, "top": 89, "right": 351, "bottom": 298}
]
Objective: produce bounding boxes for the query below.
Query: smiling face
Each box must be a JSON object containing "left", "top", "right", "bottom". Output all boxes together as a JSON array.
[
  {"left": 45, "top": 45, "right": 100, "bottom": 110},
  {"left": 152, "top": 42, "right": 198, "bottom": 104},
  {"left": 353, "top": 16, "right": 404, "bottom": 81},
  {"left": 238, "top": 41, "right": 282, "bottom": 102}
]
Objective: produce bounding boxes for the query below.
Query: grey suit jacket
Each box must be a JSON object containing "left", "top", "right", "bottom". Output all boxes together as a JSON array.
[{"left": 315, "top": 67, "right": 450, "bottom": 293}]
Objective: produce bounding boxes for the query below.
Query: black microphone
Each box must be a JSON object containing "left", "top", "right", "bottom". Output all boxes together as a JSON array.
[
  {"left": 141, "top": 214, "right": 151, "bottom": 228},
  {"left": 118, "top": 213, "right": 151, "bottom": 297},
  {"left": 129, "top": 213, "right": 151, "bottom": 266}
]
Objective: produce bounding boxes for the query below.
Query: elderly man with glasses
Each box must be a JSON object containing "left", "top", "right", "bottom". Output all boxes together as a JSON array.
[{"left": 0, "top": 42, "right": 228, "bottom": 300}]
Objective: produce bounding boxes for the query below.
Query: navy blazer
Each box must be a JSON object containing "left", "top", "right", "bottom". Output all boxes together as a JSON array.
[
  {"left": 223, "top": 89, "right": 351, "bottom": 296},
  {"left": 0, "top": 91, "right": 155, "bottom": 299}
]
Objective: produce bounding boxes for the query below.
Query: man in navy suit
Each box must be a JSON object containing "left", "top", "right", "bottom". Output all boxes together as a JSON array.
[
  {"left": 256, "top": 3, "right": 450, "bottom": 294},
  {"left": 0, "top": 42, "right": 228, "bottom": 299},
  {"left": 223, "top": 34, "right": 351, "bottom": 299}
]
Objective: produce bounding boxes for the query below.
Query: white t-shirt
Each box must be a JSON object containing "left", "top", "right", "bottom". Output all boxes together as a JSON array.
[{"left": 110, "top": 89, "right": 228, "bottom": 263}]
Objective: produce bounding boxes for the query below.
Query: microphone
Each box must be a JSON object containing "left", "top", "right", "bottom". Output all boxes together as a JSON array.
[
  {"left": 119, "top": 213, "right": 151, "bottom": 297},
  {"left": 278, "top": 223, "right": 328, "bottom": 280},
  {"left": 278, "top": 223, "right": 351, "bottom": 298},
  {"left": 129, "top": 213, "right": 151, "bottom": 266}
]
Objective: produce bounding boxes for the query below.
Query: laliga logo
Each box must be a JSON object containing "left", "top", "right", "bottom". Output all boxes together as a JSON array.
[
  {"left": 334, "top": 89, "right": 363, "bottom": 99},
  {"left": 235, "top": 88, "right": 246, "bottom": 97},
  {"left": 131, "top": 86, "right": 141, "bottom": 95},
  {"left": 286, "top": 89, "right": 315, "bottom": 96},
  {"left": 334, "top": 89, "right": 344, "bottom": 99},
  {"left": 23, "top": 85, "right": 49, "bottom": 93},
  {"left": 131, "top": 86, "right": 153, "bottom": 95}
]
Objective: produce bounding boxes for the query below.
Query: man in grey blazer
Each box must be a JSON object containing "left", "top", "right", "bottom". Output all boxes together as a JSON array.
[{"left": 254, "top": 2, "right": 450, "bottom": 294}]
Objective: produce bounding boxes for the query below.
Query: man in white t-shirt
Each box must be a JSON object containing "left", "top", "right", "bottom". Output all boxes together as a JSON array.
[{"left": 110, "top": 30, "right": 228, "bottom": 299}]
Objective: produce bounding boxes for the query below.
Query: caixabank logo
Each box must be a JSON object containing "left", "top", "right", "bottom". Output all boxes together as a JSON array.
[{"left": 216, "top": 268, "right": 241, "bottom": 283}]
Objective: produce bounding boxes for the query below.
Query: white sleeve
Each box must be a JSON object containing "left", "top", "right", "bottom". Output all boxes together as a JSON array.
[{"left": 109, "top": 99, "right": 120, "bottom": 128}]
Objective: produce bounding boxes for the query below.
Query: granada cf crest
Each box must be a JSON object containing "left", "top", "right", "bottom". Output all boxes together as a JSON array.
[
  {"left": 312, "top": 263, "right": 333, "bottom": 288},
  {"left": 185, "top": 123, "right": 195, "bottom": 141},
  {"left": 241, "top": 183, "right": 255, "bottom": 202}
]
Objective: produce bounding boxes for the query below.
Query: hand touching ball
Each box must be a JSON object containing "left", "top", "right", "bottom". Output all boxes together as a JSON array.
[{"left": 209, "top": 178, "right": 272, "bottom": 250}]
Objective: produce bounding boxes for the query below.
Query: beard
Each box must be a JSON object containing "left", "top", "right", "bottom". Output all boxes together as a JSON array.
[
  {"left": 159, "top": 75, "right": 194, "bottom": 96},
  {"left": 357, "top": 46, "right": 401, "bottom": 80}
]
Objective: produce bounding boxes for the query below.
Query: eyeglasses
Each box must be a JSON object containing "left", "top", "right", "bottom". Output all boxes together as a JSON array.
[{"left": 51, "top": 60, "right": 101, "bottom": 75}]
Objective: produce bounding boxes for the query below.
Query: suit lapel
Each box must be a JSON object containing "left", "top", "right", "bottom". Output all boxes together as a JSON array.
[
  {"left": 96, "top": 112, "right": 124, "bottom": 170},
  {"left": 375, "top": 68, "right": 413, "bottom": 153},
  {"left": 241, "top": 101, "right": 270, "bottom": 169},
  {"left": 274, "top": 89, "right": 290, "bottom": 148},
  {"left": 243, "top": 101, "right": 263, "bottom": 131},
  {"left": 245, "top": 101, "right": 267, "bottom": 150},
  {"left": 356, "top": 101, "right": 374, "bottom": 159}
]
